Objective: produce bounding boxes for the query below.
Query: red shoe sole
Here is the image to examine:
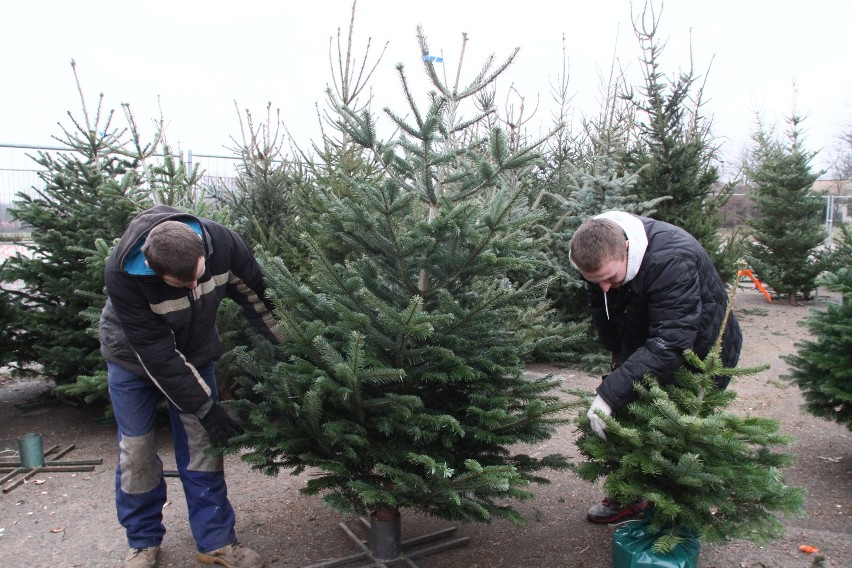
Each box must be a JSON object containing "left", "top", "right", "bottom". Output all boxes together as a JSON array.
[{"left": 587, "top": 500, "right": 648, "bottom": 524}]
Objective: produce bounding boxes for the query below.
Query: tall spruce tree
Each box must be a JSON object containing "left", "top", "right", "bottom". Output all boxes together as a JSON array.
[
  {"left": 207, "top": 104, "right": 314, "bottom": 401},
  {"left": 0, "top": 63, "right": 151, "bottom": 384},
  {"left": 230, "top": 29, "right": 571, "bottom": 534},
  {"left": 745, "top": 113, "right": 826, "bottom": 301},
  {"left": 783, "top": 265, "right": 852, "bottom": 429},
  {"left": 573, "top": 299, "right": 805, "bottom": 553},
  {"left": 291, "top": 0, "right": 389, "bottom": 274},
  {"left": 625, "top": 4, "right": 740, "bottom": 282},
  {"left": 215, "top": 103, "right": 306, "bottom": 260}
]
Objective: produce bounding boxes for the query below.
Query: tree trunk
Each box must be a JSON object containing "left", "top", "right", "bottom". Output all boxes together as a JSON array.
[{"left": 370, "top": 506, "right": 402, "bottom": 560}]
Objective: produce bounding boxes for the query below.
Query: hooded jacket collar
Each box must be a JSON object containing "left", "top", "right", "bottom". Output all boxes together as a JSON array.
[{"left": 594, "top": 211, "right": 648, "bottom": 285}]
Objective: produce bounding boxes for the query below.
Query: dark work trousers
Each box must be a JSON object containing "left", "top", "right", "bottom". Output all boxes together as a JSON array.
[{"left": 107, "top": 361, "right": 236, "bottom": 553}]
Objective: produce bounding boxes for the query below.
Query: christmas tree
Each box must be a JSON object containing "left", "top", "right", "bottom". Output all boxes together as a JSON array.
[
  {"left": 0, "top": 62, "right": 148, "bottom": 385},
  {"left": 573, "top": 298, "right": 805, "bottom": 553},
  {"left": 230, "top": 29, "right": 572, "bottom": 536},
  {"left": 2, "top": 62, "right": 214, "bottom": 402},
  {"left": 625, "top": 5, "right": 741, "bottom": 283},
  {"left": 783, "top": 267, "right": 852, "bottom": 429},
  {"left": 745, "top": 113, "right": 826, "bottom": 301}
]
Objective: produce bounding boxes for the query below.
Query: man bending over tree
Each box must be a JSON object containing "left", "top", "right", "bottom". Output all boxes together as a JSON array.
[
  {"left": 569, "top": 211, "right": 742, "bottom": 523},
  {"left": 100, "top": 205, "right": 282, "bottom": 568}
]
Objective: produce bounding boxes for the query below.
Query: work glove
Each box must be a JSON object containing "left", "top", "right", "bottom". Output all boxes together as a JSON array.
[
  {"left": 587, "top": 394, "right": 612, "bottom": 441},
  {"left": 199, "top": 402, "right": 245, "bottom": 447}
]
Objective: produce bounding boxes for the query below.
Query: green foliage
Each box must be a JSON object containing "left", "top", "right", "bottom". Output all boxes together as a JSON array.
[
  {"left": 208, "top": 107, "right": 313, "bottom": 395},
  {"left": 572, "top": 311, "right": 804, "bottom": 552},
  {"left": 211, "top": 298, "right": 275, "bottom": 401},
  {"left": 0, "top": 61, "right": 215, "bottom": 404},
  {"left": 0, "top": 289, "right": 19, "bottom": 367},
  {"left": 54, "top": 238, "right": 115, "bottom": 404},
  {"left": 783, "top": 267, "right": 852, "bottom": 429},
  {"left": 145, "top": 144, "right": 208, "bottom": 210},
  {"left": 745, "top": 114, "right": 827, "bottom": 301},
  {"left": 214, "top": 104, "right": 307, "bottom": 262},
  {"left": 0, "top": 95, "right": 149, "bottom": 385},
  {"left": 212, "top": 9, "right": 391, "bottom": 399},
  {"left": 625, "top": 6, "right": 741, "bottom": 282},
  {"left": 230, "top": 30, "right": 573, "bottom": 525}
]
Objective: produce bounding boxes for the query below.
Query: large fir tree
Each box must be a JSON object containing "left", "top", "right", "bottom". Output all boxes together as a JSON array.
[
  {"left": 231, "top": 29, "right": 572, "bottom": 532},
  {"left": 214, "top": 103, "right": 306, "bottom": 260},
  {"left": 783, "top": 266, "right": 852, "bottom": 429},
  {"left": 0, "top": 64, "right": 150, "bottom": 384},
  {"left": 1, "top": 61, "right": 211, "bottom": 400},
  {"left": 745, "top": 113, "right": 826, "bottom": 301},
  {"left": 212, "top": 3, "right": 388, "bottom": 398}
]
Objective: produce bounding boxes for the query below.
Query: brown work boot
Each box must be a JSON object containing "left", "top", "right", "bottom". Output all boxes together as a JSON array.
[
  {"left": 196, "top": 543, "right": 264, "bottom": 568},
  {"left": 124, "top": 546, "right": 160, "bottom": 567}
]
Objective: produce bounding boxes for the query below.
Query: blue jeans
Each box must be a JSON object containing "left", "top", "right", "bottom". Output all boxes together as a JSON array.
[{"left": 107, "top": 361, "right": 236, "bottom": 552}]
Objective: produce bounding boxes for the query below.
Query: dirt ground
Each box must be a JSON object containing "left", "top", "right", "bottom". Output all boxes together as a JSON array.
[{"left": 0, "top": 286, "right": 850, "bottom": 568}]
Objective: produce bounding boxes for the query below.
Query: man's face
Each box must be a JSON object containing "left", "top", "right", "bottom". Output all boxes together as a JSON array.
[
  {"left": 580, "top": 245, "right": 628, "bottom": 293},
  {"left": 161, "top": 256, "right": 206, "bottom": 289},
  {"left": 580, "top": 258, "right": 627, "bottom": 293}
]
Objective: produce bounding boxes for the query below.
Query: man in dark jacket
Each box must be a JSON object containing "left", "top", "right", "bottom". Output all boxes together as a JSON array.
[
  {"left": 569, "top": 211, "right": 742, "bottom": 524},
  {"left": 100, "top": 205, "right": 283, "bottom": 568}
]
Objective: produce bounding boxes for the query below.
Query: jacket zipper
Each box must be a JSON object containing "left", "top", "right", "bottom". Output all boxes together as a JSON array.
[{"left": 187, "top": 288, "right": 198, "bottom": 340}]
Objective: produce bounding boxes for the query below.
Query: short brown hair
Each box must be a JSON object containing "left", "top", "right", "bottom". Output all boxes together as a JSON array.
[
  {"left": 569, "top": 218, "right": 626, "bottom": 272},
  {"left": 142, "top": 221, "right": 203, "bottom": 281}
]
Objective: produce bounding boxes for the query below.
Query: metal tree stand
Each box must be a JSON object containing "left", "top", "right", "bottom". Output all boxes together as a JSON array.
[
  {"left": 303, "top": 514, "right": 470, "bottom": 568},
  {"left": 0, "top": 434, "right": 102, "bottom": 493}
]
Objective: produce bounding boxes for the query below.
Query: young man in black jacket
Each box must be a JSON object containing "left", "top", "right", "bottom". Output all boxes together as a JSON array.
[
  {"left": 100, "top": 205, "right": 283, "bottom": 568},
  {"left": 569, "top": 211, "right": 742, "bottom": 523}
]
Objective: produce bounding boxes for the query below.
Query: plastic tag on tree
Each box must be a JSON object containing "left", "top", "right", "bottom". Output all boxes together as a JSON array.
[{"left": 612, "top": 521, "right": 699, "bottom": 568}]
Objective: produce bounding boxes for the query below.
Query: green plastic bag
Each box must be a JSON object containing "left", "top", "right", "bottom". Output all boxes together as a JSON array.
[{"left": 612, "top": 521, "right": 699, "bottom": 568}]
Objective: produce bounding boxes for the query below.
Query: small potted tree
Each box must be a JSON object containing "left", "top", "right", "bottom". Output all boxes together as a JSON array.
[{"left": 573, "top": 304, "right": 805, "bottom": 567}]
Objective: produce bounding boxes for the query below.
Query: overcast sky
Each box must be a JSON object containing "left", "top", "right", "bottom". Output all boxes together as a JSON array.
[{"left": 1, "top": 0, "right": 850, "bottom": 180}]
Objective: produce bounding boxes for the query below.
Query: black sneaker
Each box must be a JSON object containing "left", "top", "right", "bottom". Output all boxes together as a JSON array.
[{"left": 586, "top": 497, "right": 648, "bottom": 523}]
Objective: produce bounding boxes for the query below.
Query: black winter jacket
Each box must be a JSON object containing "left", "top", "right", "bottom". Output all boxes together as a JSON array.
[
  {"left": 99, "top": 205, "right": 282, "bottom": 415},
  {"left": 589, "top": 216, "right": 742, "bottom": 410}
]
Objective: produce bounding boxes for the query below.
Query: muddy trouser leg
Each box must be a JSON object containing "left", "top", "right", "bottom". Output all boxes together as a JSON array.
[
  {"left": 108, "top": 361, "right": 167, "bottom": 549},
  {"left": 167, "top": 362, "right": 237, "bottom": 553}
]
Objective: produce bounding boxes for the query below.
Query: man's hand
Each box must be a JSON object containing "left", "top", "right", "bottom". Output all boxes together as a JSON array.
[
  {"left": 587, "top": 395, "right": 612, "bottom": 440},
  {"left": 199, "top": 402, "right": 245, "bottom": 447}
]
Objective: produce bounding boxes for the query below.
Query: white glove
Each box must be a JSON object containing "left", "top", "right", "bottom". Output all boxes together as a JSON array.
[{"left": 587, "top": 394, "right": 612, "bottom": 440}]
